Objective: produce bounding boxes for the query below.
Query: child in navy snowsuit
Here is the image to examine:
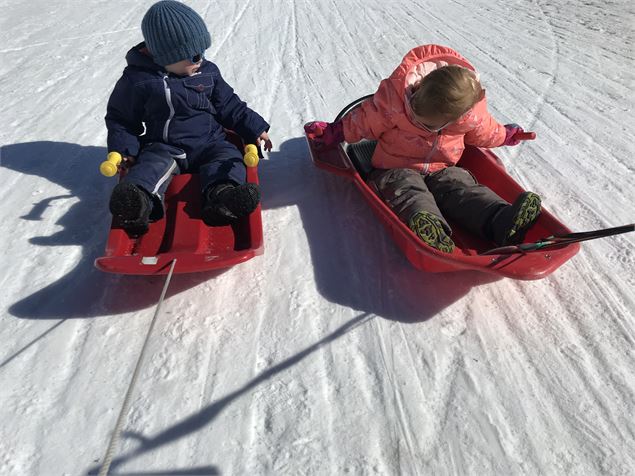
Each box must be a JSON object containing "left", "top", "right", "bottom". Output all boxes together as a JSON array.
[{"left": 106, "top": 0, "right": 271, "bottom": 235}]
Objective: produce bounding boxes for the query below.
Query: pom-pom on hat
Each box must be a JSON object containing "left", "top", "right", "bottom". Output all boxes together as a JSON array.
[{"left": 141, "top": 1, "right": 211, "bottom": 66}]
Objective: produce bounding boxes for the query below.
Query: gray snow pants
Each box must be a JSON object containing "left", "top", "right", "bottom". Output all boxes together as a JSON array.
[{"left": 368, "top": 166, "right": 508, "bottom": 240}]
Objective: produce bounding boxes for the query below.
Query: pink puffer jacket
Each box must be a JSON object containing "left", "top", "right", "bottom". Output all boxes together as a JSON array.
[{"left": 341, "top": 44, "right": 506, "bottom": 174}]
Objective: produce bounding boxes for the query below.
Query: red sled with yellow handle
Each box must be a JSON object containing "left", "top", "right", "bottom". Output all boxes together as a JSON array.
[
  {"left": 95, "top": 131, "right": 263, "bottom": 275},
  {"left": 305, "top": 95, "right": 582, "bottom": 280}
]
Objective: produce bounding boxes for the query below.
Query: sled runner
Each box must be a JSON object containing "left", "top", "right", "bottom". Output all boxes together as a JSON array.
[
  {"left": 95, "top": 131, "right": 263, "bottom": 275},
  {"left": 306, "top": 95, "right": 581, "bottom": 280}
]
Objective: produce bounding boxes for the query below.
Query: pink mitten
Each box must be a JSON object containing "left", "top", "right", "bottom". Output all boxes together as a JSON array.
[
  {"left": 304, "top": 121, "right": 344, "bottom": 148},
  {"left": 502, "top": 124, "right": 524, "bottom": 146}
]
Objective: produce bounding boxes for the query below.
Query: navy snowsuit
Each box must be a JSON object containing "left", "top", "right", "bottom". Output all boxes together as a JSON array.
[{"left": 105, "top": 43, "right": 269, "bottom": 217}]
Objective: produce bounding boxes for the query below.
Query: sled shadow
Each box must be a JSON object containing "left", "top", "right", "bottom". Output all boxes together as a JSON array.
[
  {"left": 262, "top": 137, "right": 500, "bottom": 323},
  {"left": 2, "top": 142, "right": 227, "bottom": 319}
]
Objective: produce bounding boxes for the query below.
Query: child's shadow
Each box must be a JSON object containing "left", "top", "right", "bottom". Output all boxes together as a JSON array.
[
  {"left": 2, "top": 141, "right": 224, "bottom": 319},
  {"left": 260, "top": 137, "right": 500, "bottom": 323}
]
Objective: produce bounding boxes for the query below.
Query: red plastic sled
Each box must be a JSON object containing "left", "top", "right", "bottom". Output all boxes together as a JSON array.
[
  {"left": 95, "top": 132, "right": 263, "bottom": 275},
  {"left": 306, "top": 96, "right": 579, "bottom": 280}
]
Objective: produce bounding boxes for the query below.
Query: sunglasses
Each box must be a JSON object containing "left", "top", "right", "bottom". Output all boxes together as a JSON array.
[{"left": 188, "top": 53, "right": 204, "bottom": 65}]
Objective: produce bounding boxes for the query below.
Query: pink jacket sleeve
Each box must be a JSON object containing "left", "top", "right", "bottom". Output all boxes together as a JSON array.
[
  {"left": 341, "top": 79, "right": 398, "bottom": 143},
  {"left": 463, "top": 97, "right": 506, "bottom": 148}
]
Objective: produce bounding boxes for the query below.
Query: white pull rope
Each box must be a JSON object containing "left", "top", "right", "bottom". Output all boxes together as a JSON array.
[{"left": 98, "top": 259, "right": 177, "bottom": 476}]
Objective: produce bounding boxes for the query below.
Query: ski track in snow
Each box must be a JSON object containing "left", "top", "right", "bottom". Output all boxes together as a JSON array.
[{"left": 0, "top": 0, "right": 633, "bottom": 475}]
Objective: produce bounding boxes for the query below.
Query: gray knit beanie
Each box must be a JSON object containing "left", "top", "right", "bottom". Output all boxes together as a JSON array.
[{"left": 141, "top": 1, "right": 211, "bottom": 66}]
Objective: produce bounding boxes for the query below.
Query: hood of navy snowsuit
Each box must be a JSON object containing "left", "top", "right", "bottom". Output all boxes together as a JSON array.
[{"left": 105, "top": 43, "right": 269, "bottom": 159}]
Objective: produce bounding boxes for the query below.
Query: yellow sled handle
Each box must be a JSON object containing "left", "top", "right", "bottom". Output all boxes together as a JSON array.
[
  {"left": 243, "top": 144, "right": 259, "bottom": 168},
  {"left": 100, "top": 151, "right": 123, "bottom": 177}
]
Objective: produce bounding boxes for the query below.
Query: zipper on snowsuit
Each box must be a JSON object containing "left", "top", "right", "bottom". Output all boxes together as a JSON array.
[
  {"left": 421, "top": 132, "right": 440, "bottom": 175},
  {"left": 161, "top": 75, "right": 175, "bottom": 143}
]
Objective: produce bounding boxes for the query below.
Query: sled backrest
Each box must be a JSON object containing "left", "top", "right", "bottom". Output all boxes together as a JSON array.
[{"left": 345, "top": 140, "right": 376, "bottom": 180}]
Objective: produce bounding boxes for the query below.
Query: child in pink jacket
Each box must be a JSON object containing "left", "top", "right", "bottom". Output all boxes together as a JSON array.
[{"left": 305, "top": 44, "right": 541, "bottom": 253}]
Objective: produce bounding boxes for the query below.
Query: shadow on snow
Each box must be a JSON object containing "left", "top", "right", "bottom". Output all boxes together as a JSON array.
[
  {"left": 2, "top": 138, "right": 498, "bottom": 322},
  {"left": 85, "top": 312, "right": 372, "bottom": 475},
  {"left": 262, "top": 137, "right": 499, "bottom": 323}
]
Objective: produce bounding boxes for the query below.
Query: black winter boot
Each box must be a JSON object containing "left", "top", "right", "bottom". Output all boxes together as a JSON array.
[
  {"left": 109, "top": 182, "right": 153, "bottom": 237},
  {"left": 408, "top": 210, "right": 455, "bottom": 253},
  {"left": 490, "top": 191, "right": 542, "bottom": 246},
  {"left": 201, "top": 182, "right": 260, "bottom": 226}
]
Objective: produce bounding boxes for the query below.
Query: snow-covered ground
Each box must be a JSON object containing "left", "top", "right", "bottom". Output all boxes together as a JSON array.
[{"left": 1, "top": 0, "right": 634, "bottom": 474}]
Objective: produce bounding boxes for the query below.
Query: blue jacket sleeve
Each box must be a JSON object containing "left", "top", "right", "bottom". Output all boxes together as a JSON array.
[
  {"left": 209, "top": 65, "right": 269, "bottom": 142},
  {"left": 105, "top": 72, "right": 145, "bottom": 156}
]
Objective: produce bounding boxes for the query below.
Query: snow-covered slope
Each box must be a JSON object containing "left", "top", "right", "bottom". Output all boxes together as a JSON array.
[{"left": 1, "top": 1, "right": 633, "bottom": 474}]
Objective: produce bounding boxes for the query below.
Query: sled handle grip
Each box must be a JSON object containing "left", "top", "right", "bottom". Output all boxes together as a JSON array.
[
  {"left": 244, "top": 144, "right": 259, "bottom": 168},
  {"left": 100, "top": 152, "right": 123, "bottom": 177},
  {"left": 513, "top": 131, "right": 536, "bottom": 141}
]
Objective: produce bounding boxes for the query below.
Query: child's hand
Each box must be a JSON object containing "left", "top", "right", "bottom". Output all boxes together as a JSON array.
[
  {"left": 256, "top": 131, "right": 273, "bottom": 152},
  {"left": 502, "top": 124, "right": 536, "bottom": 146},
  {"left": 122, "top": 155, "right": 136, "bottom": 168},
  {"left": 304, "top": 121, "right": 344, "bottom": 148},
  {"left": 304, "top": 121, "right": 329, "bottom": 139}
]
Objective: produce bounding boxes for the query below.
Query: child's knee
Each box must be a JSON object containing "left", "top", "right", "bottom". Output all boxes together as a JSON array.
[
  {"left": 140, "top": 143, "right": 186, "bottom": 162},
  {"left": 429, "top": 166, "right": 477, "bottom": 187}
]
